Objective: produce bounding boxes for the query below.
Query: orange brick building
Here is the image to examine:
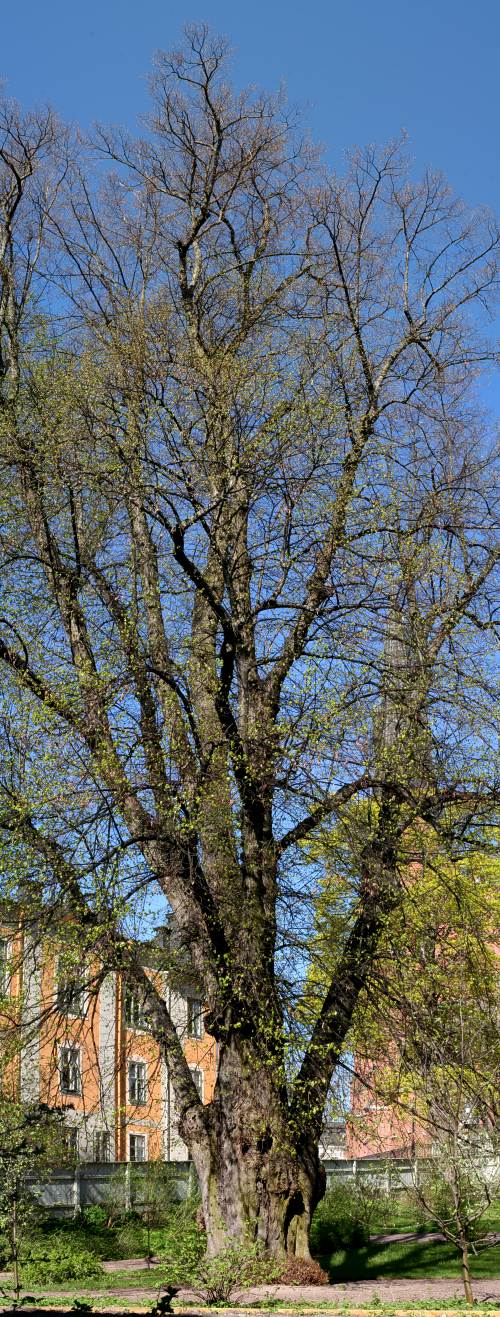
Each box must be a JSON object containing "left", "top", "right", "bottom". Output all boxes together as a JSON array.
[{"left": 0, "top": 909, "right": 216, "bottom": 1163}]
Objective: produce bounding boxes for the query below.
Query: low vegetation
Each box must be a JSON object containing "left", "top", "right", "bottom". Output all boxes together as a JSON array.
[{"left": 0, "top": 1178, "right": 498, "bottom": 1304}]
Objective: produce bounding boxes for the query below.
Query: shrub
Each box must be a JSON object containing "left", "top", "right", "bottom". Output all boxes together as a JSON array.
[
  {"left": 115, "top": 1219, "right": 147, "bottom": 1258},
  {"left": 81, "top": 1205, "right": 108, "bottom": 1231},
  {"left": 193, "top": 1242, "right": 280, "bottom": 1304},
  {"left": 156, "top": 1203, "right": 206, "bottom": 1283},
  {"left": 131, "top": 1162, "right": 179, "bottom": 1228},
  {"left": 21, "top": 1236, "right": 101, "bottom": 1285},
  {"left": 41, "top": 1219, "right": 120, "bottom": 1261},
  {"left": 310, "top": 1182, "right": 371, "bottom": 1254},
  {"left": 279, "top": 1256, "right": 329, "bottom": 1285}
]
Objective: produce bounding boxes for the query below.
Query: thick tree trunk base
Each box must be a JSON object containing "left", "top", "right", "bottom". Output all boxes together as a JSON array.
[
  {"left": 193, "top": 1141, "right": 323, "bottom": 1259},
  {"left": 182, "top": 1037, "right": 324, "bottom": 1259}
]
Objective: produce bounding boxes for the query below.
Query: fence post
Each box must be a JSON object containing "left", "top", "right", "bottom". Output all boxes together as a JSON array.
[
  {"left": 188, "top": 1162, "right": 196, "bottom": 1197},
  {"left": 73, "top": 1164, "right": 81, "bottom": 1218},
  {"left": 125, "top": 1161, "right": 131, "bottom": 1213}
]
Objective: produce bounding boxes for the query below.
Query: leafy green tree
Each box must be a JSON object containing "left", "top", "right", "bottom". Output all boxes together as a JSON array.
[
  {"left": 306, "top": 819, "right": 499, "bottom": 1301},
  {"left": 0, "top": 1101, "right": 68, "bottom": 1305},
  {"left": 305, "top": 816, "right": 499, "bottom": 1122},
  {"left": 0, "top": 27, "right": 498, "bottom": 1259},
  {"left": 409, "top": 1124, "right": 499, "bottom": 1304}
]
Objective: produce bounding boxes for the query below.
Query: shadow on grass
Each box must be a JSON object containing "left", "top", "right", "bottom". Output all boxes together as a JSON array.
[{"left": 318, "top": 1240, "right": 500, "bottom": 1284}]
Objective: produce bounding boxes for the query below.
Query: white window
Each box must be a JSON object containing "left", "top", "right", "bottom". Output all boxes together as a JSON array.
[
  {"left": 128, "top": 1060, "right": 147, "bottom": 1106},
  {"left": 93, "top": 1130, "right": 112, "bottom": 1162},
  {"left": 57, "top": 961, "right": 86, "bottom": 1018},
  {"left": 60, "top": 1045, "right": 81, "bottom": 1096},
  {"left": 129, "top": 1133, "right": 146, "bottom": 1162},
  {"left": 0, "top": 939, "right": 11, "bottom": 995},
  {"left": 190, "top": 1066, "right": 203, "bottom": 1099},
  {"left": 187, "top": 997, "right": 203, "bottom": 1039},
  {"left": 124, "top": 988, "right": 150, "bottom": 1032}
]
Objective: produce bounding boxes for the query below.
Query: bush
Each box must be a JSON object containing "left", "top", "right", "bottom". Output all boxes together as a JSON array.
[
  {"left": 131, "top": 1162, "right": 179, "bottom": 1228},
  {"left": 279, "top": 1256, "right": 329, "bottom": 1285},
  {"left": 115, "top": 1219, "right": 148, "bottom": 1258},
  {"left": 193, "top": 1242, "right": 280, "bottom": 1304},
  {"left": 81, "top": 1205, "right": 108, "bottom": 1231},
  {"left": 310, "top": 1182, "right": 372, "bottom": 1254},
  {"left": 156, "top": 1201, "right": 206, "bottom": 1283},
  {"left": 41, "top": 1218, "right": 120, "bottom": 1261},
  {"left": 21, "top": 1236, "right": 101, "bottom": 1285}
]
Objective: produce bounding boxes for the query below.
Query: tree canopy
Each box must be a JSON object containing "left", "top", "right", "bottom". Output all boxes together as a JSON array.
[{"left": 0, "top": 26, "right": 498, "bottom": 1257}]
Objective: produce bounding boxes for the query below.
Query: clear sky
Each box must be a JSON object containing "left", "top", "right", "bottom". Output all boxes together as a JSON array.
[{"left": 1, "top": 0, "right": 499, "bottom": 213}]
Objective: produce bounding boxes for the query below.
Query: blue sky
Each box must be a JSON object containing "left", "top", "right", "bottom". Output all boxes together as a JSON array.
[{"left": 1, "top": 0, "right": 499, "bottom": 213}]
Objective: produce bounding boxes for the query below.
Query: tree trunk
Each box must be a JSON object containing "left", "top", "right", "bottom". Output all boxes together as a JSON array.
[
  {"left": 460, "top": 1239, "right": 474, "bottom": 1304},
  {"left": 12, "top": 1196, "right": 20, "bottom": 1305},
  {"left": 181, "top": 1035, "right": 324, "bottom": 1258}
]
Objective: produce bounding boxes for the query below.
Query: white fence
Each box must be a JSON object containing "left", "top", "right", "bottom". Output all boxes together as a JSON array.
[
  {"left": 26, "top": 1155, "right": 500, "bottom": 1217},
  {"left": 324, "top": 1155, "right": 500, "bottom": 1192},
  {"left": 28, "top": 1158, "right": 418, "bottom": 1217},
  {"left": 26, "top": 1161, "right": 195, "bottom": 1217}
]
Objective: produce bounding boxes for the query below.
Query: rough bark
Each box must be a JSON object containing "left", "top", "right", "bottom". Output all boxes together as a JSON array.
[{"left": 181, "top": 1036, "right": 324, "bottom": 1258}]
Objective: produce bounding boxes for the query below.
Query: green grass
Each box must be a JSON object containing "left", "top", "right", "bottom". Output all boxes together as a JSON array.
[
  {"left": 2, "top": 1297, "right": 500, "bottom": 1316},
  {"left": 244, "top": 1305, "right": 500, "bottom": 1313},
  {"left": 66, "top": 1267, "right": 168, "bottom": 1291},
  {"left": 2, "top": 1193, "right": 498, "bottom": 1304},
  {"left": 367, "top": 1195, "right": 500, "bottom": 1238},
  {"left": 317, "top": 1238, "right": 500, "bottom": 1284}
]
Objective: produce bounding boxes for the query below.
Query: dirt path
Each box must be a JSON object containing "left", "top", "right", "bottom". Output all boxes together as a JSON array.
[{"left": 15, "top": 1279, "right": 500, "bottom": 1307}]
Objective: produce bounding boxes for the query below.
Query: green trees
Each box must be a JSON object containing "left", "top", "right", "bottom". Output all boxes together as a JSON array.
[
  {"left": 307, "top": 821, "right": 499, "bottom": 1300},
  {"left": 0, "top": 1101, "right": 67, "bottom": 1304},
  {"left": 306, "top": 817, "right": 499, "bottom": 1118},
  {"left": 408, "top": 1109, "right": 499, "bottom": 1303},
  {"left": 0, "top": 27, "right": 498, "bottom": 1257}
]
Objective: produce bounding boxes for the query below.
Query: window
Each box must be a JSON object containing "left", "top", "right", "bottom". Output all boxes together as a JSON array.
[
  {"left": 128, "top": 1060, "right": 147, "bottom": 1106},
  {"left": 124, "top": 988, "right": 150, "bottom": 1032},
  {"left": 190, "top": 1066, "right": 203, "bottom": 1099},
  {"left": 0, "top": 939, "right": 10, "bottom": 995},
  {"left": 129, "top": 1133, "right": 146, "bottom": 1162},
  {"left": 57, "top": 961, "right": 86, "bottom": 1017},
  {"left": 187, "top": 997, "right": 203, "bottom": 1039},
  {"left": 60, "top": 1046, "right": 81, "bottom": 1095},
  {"left": 93, "top": 1130, "right": 112, "bottom": 1162}
]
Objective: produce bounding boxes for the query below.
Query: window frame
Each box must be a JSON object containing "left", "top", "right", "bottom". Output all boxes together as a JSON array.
[
  {"left": 129, "top": 1132, "right": 147, "bottom": 1162},
  {"left": 66, "top": 1127, "right": 79, "bottom": 1158},
  {"left": 0, "top": 937, "right": 11, "bottom": 996},
  {"left": 124, "top": 987, "right": 151, "bottom": 1032},
  {"left": 93, "top": 1129, "right": 112, "bottom": 1162},
  {"left": 187, "top": 996, "right": 203, "bottom": 1039},
  {"left": 56, "top": 958, "right": 87, "bottom": 1019},
  {"left": 128, "top": 1058, "right": 148, "bottom": 1107},
  {"left": 59, "top": 1044, "right": 82, "bottom": 1097}
]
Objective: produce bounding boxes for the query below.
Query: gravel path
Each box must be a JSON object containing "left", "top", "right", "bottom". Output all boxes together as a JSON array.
[{"left": 20, "top": 1280, "right": 500, "bottom": 1307}]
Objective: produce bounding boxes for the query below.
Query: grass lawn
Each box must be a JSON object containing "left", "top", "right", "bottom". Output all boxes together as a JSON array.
[
  {"left": 2, "top": 1194, "right": 497, "bottom": 1304},
  {"left": 318, "top": 1239, "right": 500, "bottom": 1284},
  {"left": 367, "top": 1197, "right": 500, "bottom": 1238},
  {"left": 52, "top": 1267, "right": 168, "bottom": 1291},
  {"left": 10, "top": 1238, "right": 500, "bottom": 1294}
]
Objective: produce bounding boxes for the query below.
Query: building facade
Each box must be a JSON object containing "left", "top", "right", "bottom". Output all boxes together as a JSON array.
[{"left": 0, "top": 910, "right": 216, "bottom": 1163}]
